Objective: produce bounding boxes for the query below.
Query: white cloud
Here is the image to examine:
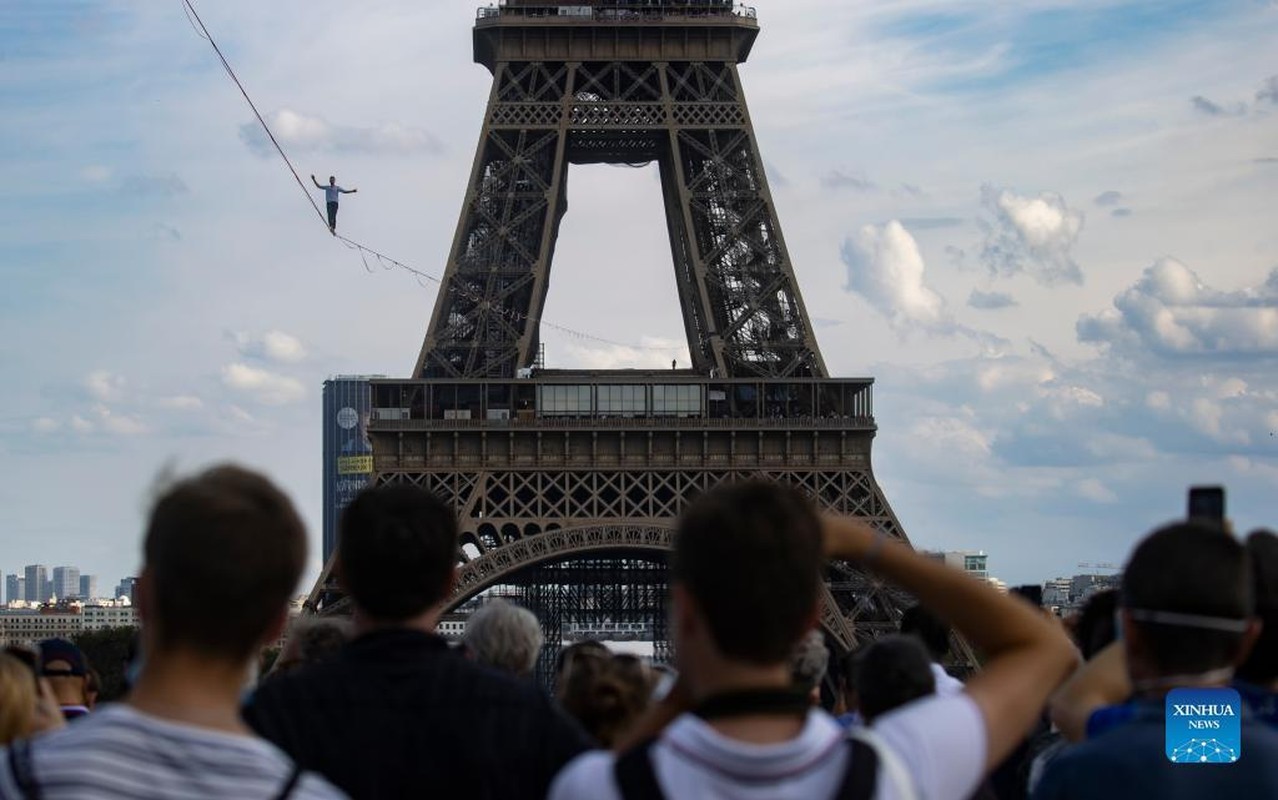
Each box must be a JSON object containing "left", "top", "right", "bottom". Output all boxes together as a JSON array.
[
  {"left": 221, "top": 363, "right": 306, "bottom": 405},
  {"left": 1189, "top": 397, "right": 1250, "bottom": 446},
  {"left": 1076, "top": 478, "right": 1118, "bottom": 504},
  {"left": 80, "top": 165, "right": 112, "bottom": 183},
  {"left": 84, "top": 370, "right": 126, "bottom": 402},
  {"left": 978, "top": 185, "right": 1085, "bottom": 285},
  {"left": 1078, "top": 260, "right": 1278, "bottom": 356},
  {"left": 240, "top": 109, "right": 444, "bottom": 157},
  {"left": 31, "top": 417, "right": 60, "bottom": 433},
  {"left": 91, "top": 405, "right": 147, "bottom": 436},
  {"left": 1146, "top": 390, "right": 1171, "bottom": 410},
  {"left": 968, "top": 289, "right": 1018, "bottom": 310},
  {"left": 561, "top": 338, "right": 686, "bottom": 370},
  {"left": 231, "top": 330, "right": 308, "bottom": 364},
  {"left": 70, "top": 416, "right": 93, "bottom": 433},
  {"left": 157, "top": 395, "right": 204, "bottom": 411},
  {"left": 843, "top": 221, "right": 951, "bottom": 332}
]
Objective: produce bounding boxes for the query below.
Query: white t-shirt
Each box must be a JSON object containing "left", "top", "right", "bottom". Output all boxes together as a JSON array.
[
  {"left": 931, "top": 664, "right": 966, "bottom": 696},
  {"left": 323, "top": 185, "right": 345, "bottom": 204},
  {"left": 550, "top": 693, "right": 986, "bottom": 800},
  {"left": 0, "top": 704, "right": 345, "bottom": 799}
]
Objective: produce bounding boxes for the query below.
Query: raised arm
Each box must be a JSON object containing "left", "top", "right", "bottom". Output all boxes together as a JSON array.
[
  {"left": 823, "top": 517, "right": 1078, "bottom": 771},
  {"left": 1048, "top": 641, "right": 1128, "bottom": 742},
  {"left": 310, "top": 174, "right": 322, "bottom": 189}
]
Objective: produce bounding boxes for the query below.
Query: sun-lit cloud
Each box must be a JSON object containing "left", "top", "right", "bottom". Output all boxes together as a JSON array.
[
  {"left": 229, "top": 330, "right": 308, "bottom": 364},
  {"left": 978, "top": 185, "right": 1085, "bottom": 286},
  {"left": 240, "top": 109, "right": 444, "bottom": 157},
  {"left": 220, "top": 363, "right": 306, "bottom": 405}
]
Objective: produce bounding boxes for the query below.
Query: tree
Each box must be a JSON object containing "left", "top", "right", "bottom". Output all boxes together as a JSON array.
[{"left": 73, "top": 626, "right": 138, "bottom": 703}]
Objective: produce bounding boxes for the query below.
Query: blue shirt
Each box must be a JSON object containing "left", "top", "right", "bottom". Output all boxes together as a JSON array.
[
  {"left": 1087, "top": 682, "right": 1278, "bottom": 739},
  {"left": 1034, "top": 700, "right": 1278, "bottom": 800}
]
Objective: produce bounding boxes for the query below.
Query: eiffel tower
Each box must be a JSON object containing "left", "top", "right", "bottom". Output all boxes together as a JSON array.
[{"left": 312, "top": 1, "right": 965, "bottom": 675}]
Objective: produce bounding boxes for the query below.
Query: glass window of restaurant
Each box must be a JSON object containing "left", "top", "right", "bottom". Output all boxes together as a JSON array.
[
  {"left": 597, "top": 385, "right": 647, "bottom": 416},
  {"left": 538, "top": 385, "right": 593, "bottom": 416},
  {"left": 652, "top": 384, "right": 702, "bottom": 416}
]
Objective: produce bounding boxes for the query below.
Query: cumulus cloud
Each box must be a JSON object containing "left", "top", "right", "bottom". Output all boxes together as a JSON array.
[
  {"left": 240, "top": 109, "right": 443, "bottom": 157},
  {"left": 31, "top": 417, "right": 60, "bottom": 433},
  {"left": 121, "top": 172, "right": 188, "bottom": 197},
  {"left": 92, "top": 405, "right": 148, "bottom": 436},
  {"left": 1077, "top": 259, "right": 1278, "bottom": 356},
  {"left": 84, "top": 370, "right": 126, "bottom": 402},
  {"left": 843, "top": 221, "right": 950, "bottom": 331},
  {"left": 978, "top": 185, "right": 1085, "bottom": 285},
  {"left": 1093, "top": 190, "right": 1123, "bottom": 207},
  {"left": 157, "top": 395, "right": 203, "bottom": 411},
  {"left": 221, "top": 363, "right": 306, "bottom": 405},
  {"left": 229, "top": 330, "right": 308, "bottom": 364},
  {"left": 968, "top": 289, "right": 1018, "bottom": 310},
  {"left": 1076, "top": 478, "right": 1118, "bottom": 504},
  {"left": 821, "top": 169, "right": 877, "bottom": 192}
]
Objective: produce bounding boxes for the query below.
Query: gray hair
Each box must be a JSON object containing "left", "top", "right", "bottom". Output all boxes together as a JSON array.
[
  {"left": 463, "top": 599, "right": 544, "bottom": 677},
  {"left": 789, "top": 630, "right": 829, "bottom": 691}
]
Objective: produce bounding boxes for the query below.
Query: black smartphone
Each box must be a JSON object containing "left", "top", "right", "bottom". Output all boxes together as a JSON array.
[{"left": 1187, "top": 486, "right": 1226, "bottom": 523}]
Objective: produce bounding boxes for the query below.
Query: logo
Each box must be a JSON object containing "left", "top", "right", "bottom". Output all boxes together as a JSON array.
[
  {"left": 1166, "top": 687, "right": 1241, "bottom": 764},
  {"left": 336, "top": 407, "right": 359, "bottom": 430}
]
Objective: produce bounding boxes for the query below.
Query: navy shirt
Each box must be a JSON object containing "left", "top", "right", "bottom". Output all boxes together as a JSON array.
[
  {"left": 1033, "top": 699, "right": 1278, "bottom": 800},
  {"left": 244, "top": 629, "right": 591, "bottom": 800}
]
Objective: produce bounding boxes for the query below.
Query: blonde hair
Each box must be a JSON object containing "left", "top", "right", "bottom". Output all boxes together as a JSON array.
[{"left": 0, "top": 653, "right": 37, "bottom": 745}]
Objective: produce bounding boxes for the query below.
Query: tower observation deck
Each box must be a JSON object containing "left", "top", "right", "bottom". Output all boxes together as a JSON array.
[{"left": 310, "top": 1, "right": 972, "bottom": 679}]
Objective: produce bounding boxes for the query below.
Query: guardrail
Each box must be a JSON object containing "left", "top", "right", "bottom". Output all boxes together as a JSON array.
[
  {"left": 477, "top": 4, "right": 757, "bottom": 22},
  {"left": 370, "top": 415, "right": 874, "bottom": 431}
]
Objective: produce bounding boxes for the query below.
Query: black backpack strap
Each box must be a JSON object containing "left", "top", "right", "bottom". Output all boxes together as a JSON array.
[
  {"left": 7, "top": 740, "right": 42, "bottom": 800},
  {"left": 270, "top": 763, "right": 303, "bottom": 800},
  {"left": 833, "top": 736, "right": 879, "bottom": 800},
  {"left": 613, "top": 737, "right": 665, "bottom": 800}
]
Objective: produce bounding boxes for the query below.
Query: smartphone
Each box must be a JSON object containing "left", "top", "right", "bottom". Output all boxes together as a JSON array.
[{"left": 1187, "top": 486, "right": 1226, "bottom": 523}]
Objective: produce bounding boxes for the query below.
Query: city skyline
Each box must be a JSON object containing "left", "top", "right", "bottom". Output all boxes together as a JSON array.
[{"left": 1, "top": 1, "right": 1275, "bottom": 589}]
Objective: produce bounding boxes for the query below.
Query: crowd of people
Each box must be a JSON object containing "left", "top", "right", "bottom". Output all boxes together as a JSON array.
[{"left": 0, "top": 463, "right": 1274, "bottom": 798}]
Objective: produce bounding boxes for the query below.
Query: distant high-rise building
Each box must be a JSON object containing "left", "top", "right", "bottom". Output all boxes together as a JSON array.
[
  {"left": 23, "top": 565, "right": 49, "bottom": 603},
  {"left": 922, "top": 551, "right": 989, "bottom": 580},
  {"left": 5, "top": 575, "right": 24, "bottom": 605},
  {"left": 79, "top": 575, "right": 97, "bottom": 600},
  {"left": 323, "top": 376, "right": 380, "bottom": 564},
  {"left": 115, "top": 577, "right": 138, "bottom": 602},
  {"left": 52, "top": 566, "right": 81, "bottom": 600}
]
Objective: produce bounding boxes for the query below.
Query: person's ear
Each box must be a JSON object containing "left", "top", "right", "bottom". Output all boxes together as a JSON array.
[{"left": 1233, "top": 618, "right": 1263, "bottom": 666}]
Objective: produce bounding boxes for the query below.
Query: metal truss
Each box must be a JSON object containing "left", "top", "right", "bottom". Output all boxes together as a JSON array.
[{"left": 415, "top": 55, "right": 825, "bottom": 379}]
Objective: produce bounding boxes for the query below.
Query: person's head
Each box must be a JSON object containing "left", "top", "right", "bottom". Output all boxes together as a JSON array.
[
  {"left": 788, "top": 630, "right": 829, "bottom": 705},
  {"left": 38, "top": 638, "right": 88, "bottom": 708},
  {"left": 138, "top": 465, "right": 307, "bottom": 665},
  {"left": 0, "top": 653, "right": 38, "bottom": 745},
  {"left": 271, "top": 617, "right": 352, "bottom": 677},
  {"left": 462, "top": 599, "right": 544, "bottom": 678},
  {"left": 1237, "top": 530, "right": 1278, "bottom": 686},
  {"left": 555, "top": 640, "right": 610, "bottom": 701},
  {"left": 899, "top": 604, "right": 950, "bottom": 662},
  {"left": 1073, "top": 588, "right": 1119, "bottom": 661},
  {"left": 328, "top": 175, "right": 335, "bottom": 185},
  {"left": 337, "top": 484, "right": 458, "bottom": 624},
  {"left": 560, "top": 653, "right": 652, "bottom": 747},
  {"left": 671, "top": 480, "right": 822, "bottom": 676},
  {"left": 855, "top": 634, "right": 937, "bottom": 723},
  {"left": 1121, "top": 522, "right": 1256, "bottom": 682}
]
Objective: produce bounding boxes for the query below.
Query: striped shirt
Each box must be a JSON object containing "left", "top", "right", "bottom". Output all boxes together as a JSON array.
[{"left": 0, "top": 705, "right": 346, "bottom": 800}]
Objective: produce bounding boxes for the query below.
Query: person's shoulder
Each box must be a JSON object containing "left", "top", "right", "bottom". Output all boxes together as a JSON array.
[
  {"left": 548, "top": 749, "right": 616, "bottom": 800},
  {"left": 294, "top": 771, "right": 352, "bottom": 799}
]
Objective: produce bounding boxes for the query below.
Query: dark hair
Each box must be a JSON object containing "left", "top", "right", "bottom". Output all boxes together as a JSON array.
[
  {"left": 560, "top": 653, "right": 651, "bottom": 747},
  {"left": 1122, "top": 522, "right": 1253, "bottom": 674},
  {"left": 555, "top": 640, "right": 609, "bottom": 681},
  {"left": 338, "top": 484, "right": 458, "bottom": 621},
  {"left": 1074, "top": 589, "right": 1119, "bottom": 660},
  {"left": 672, "top": 481, "right": 822, "bottom": 664},
  {"left": 272, "top": 618, "right": 352, "bottom": 677},
  {"left": 1238, "top": 530, "right": 1278, "bottom": 684},
  {"left": 855, "top": 634, "right": 936, "bottom": 722},
  {"left": 144, "top": 465, "right": 306, "bottom": 660},
  {"left": 899, "top": 605, "right": 950, "bottom": 661}
]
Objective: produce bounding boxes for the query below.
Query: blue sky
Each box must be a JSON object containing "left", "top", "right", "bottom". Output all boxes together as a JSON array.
[{"left": 1, "top": 0, "right": 1276, "bottom": 593}]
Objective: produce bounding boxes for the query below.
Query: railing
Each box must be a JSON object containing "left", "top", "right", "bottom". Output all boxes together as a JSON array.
[
  {"left": 370, "top": 414, "right": 874, "bottom": 431},
  {"left": 477, "top": 4, "right": 757, "bottom": 23}
]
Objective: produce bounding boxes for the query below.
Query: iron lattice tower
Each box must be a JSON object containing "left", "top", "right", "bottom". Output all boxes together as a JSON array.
[{"left": 312, "top": 2, "right": 971, "bottom": 676}]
